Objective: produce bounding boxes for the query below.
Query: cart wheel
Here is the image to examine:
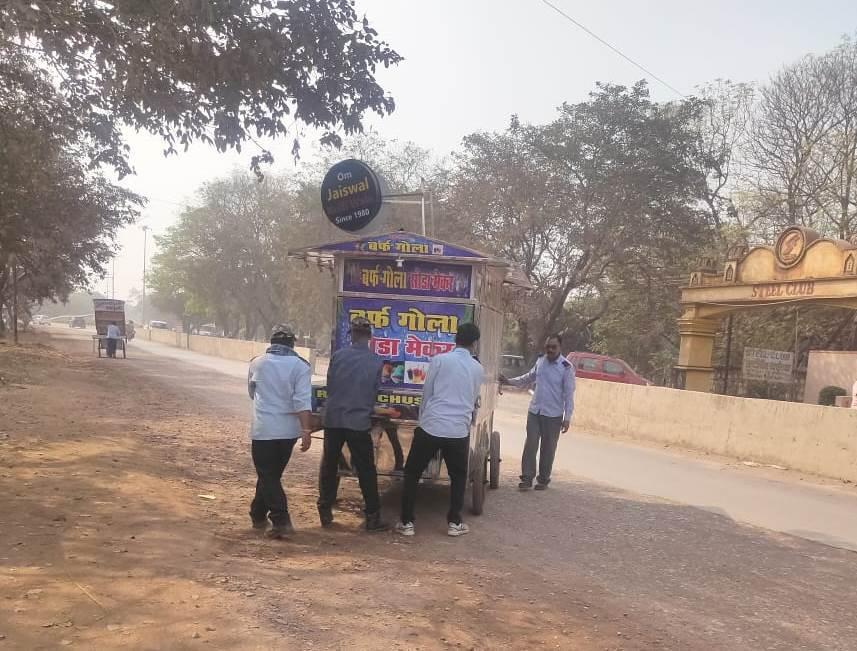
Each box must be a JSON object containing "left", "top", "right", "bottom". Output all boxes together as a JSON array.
[
  {"left": 489, "top": 430, "right": 501, "bottom": 489},
  {"left": 470, "top": 449, "right": 486, "bottom": 516}
]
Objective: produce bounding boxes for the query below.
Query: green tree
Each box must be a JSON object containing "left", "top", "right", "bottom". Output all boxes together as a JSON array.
[
  {"left": 0, "top": 0, "right": 402, "bottom": 176},
  {"left": 447, "top": 82, "right": 713, "bottom": 356},
  {"left": 0, "top": 51, "right": 140, "bottom": 335}
]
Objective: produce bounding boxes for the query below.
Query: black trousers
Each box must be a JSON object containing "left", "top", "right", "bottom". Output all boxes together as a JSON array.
[
  {"left": 106, "top": 338, "right": 118, "bottom": 358},
  {"left": 401, "top": 427, "right": 469, "bottom": 525},
  {"left": 250, "top": 438, "right": 297, "bottom": 526},
  {"left": 318, "top": 428, "right": 381, "bottom": 515}
]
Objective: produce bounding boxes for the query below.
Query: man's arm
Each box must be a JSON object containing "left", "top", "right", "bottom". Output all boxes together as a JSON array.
[
  {"left": 503, "top": 362, "right": 537, "bottom": 388},
  {"left": 294, "top": 363, "right": 313, "bottom": 451},
  {"left": 562, "top": 363, "right": 575, "bottom": 433},
  {"left": 247, "top": 360, "right": 257, "bottom": 400},
  {"left": 419, "top": 356, "right": 440, "bottom": 418}
]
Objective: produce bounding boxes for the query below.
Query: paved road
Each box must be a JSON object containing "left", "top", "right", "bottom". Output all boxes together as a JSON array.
[
  {"left": 128, "top": 333, "right": 857, "bottom": 553},
  {"left": 50, "top": 328, "right": 857, "bottom": 649}
]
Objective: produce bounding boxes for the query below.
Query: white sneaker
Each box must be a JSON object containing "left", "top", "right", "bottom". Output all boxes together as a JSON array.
[
  {"left": 395, "top": 521, "right": 415, "bottom": 537},
  {"left": 447, "top": 522, "right": 470, "bottom": 537}
]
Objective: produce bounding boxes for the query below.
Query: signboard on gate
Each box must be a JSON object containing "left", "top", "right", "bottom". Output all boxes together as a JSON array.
[{"left": 742, "top": 347, "right": 794, "bottom": 384}]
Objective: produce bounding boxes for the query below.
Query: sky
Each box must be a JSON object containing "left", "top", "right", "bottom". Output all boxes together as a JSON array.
[{"left": 103, "top": 0, "right": 857, "bottom": 301}]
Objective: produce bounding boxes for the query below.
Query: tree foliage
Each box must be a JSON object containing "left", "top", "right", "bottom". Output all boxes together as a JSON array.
[
  {"left": 446, "top": 82, "right": 713, "bottom": 356},
  {"left": 0, "top": 0, "right": 402, "bottom": 176},
  {"left": 0, "top": 51, "right": 140, "bottom": 333}
]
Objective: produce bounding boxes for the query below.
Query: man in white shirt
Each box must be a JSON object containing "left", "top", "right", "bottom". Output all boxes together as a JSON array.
[
  {"left": 396, "top": 323, "right": 484, "bottom": 538},
  {"left": 105, "top": 321, "right": 121, "bottom": 358},
  {"left": 248, "top": 324, "right": 313, "bottom": 539}
]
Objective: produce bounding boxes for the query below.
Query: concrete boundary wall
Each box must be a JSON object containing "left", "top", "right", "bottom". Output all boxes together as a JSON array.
[
  {"left": 573, "top": 378, "right": 857, "bottom": 483},
  {"left": 139, "top": 329, "right": 314, "bottom": 371}
]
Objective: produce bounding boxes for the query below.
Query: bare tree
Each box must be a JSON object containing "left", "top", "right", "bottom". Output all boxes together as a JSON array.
[{"left": 751, "top": 54, "right": 840, "bottom": 230}]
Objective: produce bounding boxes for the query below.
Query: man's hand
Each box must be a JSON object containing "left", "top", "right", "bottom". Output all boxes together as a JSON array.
[
  {"left": 300, "top": 430, "right": 312, "bottom": 452},
  {"left": 561, "top": 420, "right": 570, "bottom": 433},
  {"left": 497, "top": 373, "right": 508, "bottom": 385}
]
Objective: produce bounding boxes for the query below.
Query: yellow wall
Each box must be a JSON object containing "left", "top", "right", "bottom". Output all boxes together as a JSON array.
[
  {"left": 140, "top": 329, "right": 314, "bottom": 369},
  {"left": 573, "top": 378, "right": 857, "bottom": 483}
]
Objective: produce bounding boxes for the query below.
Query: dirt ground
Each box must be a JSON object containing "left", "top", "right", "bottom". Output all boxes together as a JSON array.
[
  {"left": 4, "top": 332, "right": 857, "bottom": 651},
  {"left": 0, "top": 333, "right": 636, "bottom": 651}
]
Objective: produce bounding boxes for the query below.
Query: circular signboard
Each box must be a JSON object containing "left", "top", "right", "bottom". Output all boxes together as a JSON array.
[
  {"left": 775, "top": 226, "right": 806, "bottom": 268},
  {"left": 321, "top": 159, "right": 383, "bottom": 232}
]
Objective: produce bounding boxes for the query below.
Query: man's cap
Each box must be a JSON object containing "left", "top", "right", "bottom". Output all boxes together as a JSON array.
[
  {"left": 349, "top": 316, "right": 372, "bottom": 331},
  {"left": 271, "top": 323, "right": 296, "bottom": 339}
]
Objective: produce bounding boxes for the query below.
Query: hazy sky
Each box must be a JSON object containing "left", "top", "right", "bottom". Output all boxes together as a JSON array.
[{"left": 104, "top": 0, "right": 857, "bottom": 301}]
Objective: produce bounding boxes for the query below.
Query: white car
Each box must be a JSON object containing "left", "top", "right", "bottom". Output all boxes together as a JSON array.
[{"left": 32, "top": 315, "right": 50, "bottom": 326}]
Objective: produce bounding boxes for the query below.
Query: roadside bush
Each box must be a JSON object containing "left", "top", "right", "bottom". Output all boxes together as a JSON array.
[{"left": 818, "top": 385, "right": 847, "bottom": 406}]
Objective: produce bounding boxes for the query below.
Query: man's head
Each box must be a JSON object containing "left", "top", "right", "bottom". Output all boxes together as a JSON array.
[
  {"left": 270, "top": 323, "right": 296, "bottom": 347},
  {"left": 349, "top": 316, "right": 372, "bottom": 344},
  {"left": 455, "top": 322, "right": 481, "bottom": 351},
  {"left": 110, "top": 321, "right": 117, "bottom": 326},
  {"left": 544, "top": 334, "right": 562, "bottom": 361}
]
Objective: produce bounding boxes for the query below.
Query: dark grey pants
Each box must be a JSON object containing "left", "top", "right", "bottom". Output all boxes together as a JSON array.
[{"left": 520, "top": 412, "right": 563, "bottom": 485}]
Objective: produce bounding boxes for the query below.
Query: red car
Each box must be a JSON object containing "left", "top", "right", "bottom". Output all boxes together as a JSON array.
[{"left": 566, "top": 352, "right": 651, "bottom": 385}]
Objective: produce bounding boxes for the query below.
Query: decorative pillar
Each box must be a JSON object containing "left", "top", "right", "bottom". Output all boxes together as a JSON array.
[{"left": 676, "top": 312, "right": 719, "bottom": 392}]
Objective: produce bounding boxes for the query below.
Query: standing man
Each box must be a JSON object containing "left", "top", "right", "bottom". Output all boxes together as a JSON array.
[
  {"left": 500, "top": 334, "right": 575, "bottom": 491},
  {"left": 248, "top": 324, "right": 313, "bottom": 539},
  {"left": 317, "top": 316, "right": 388, "bottom": 531},
  {"left": 396, "top": 323, "right": 483, "bottom": 538},
  {"left": 105, "top": 321, "right": 121, "bottom": 358}
]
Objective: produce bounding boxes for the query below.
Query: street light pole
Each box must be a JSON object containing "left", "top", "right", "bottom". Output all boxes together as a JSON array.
[
  {"left": 142, "top": 225, "right": 149, "bottom": 327},
  {"left": 111, "top": 256, "right": 115, "bottom": 300},
  {"left": 10, "top": 253, "right": 18, "bottom": 345}
]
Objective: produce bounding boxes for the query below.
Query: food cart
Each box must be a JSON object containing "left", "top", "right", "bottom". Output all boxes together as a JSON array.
[
  {"left": 92, "top": 298, "right": 128, "bottom": 359},
  {"left": 290, "top": 231, "right": 530, "bottom": 515}
]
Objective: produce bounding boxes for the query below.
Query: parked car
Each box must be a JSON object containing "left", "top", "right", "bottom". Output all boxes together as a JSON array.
[
  {"left": 197, "top": 323, "right": 219, "bottom": 337},
  {"left": 149, "top": 320, "right": 169, "bottom": 329},
  {"left": 69, "top": 316, "right": 86, "bottom": 329},
  {"left": 566, "top": 352, "right": 651, "bottom": 385},
  {"left": 32, "top": 314, "right": 50, "bottom": 326}
]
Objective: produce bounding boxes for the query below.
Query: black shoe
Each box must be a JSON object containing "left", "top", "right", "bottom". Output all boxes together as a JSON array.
[
  {"left": 534, "top": 482, "right": 548, "bottom": 491},
  {"left": 267, "top": 519, "right": 295, "bottom": 539},
  {"left": 318, "top": 506, "right": 334, "bottom": 528},
  {"left": 365, "top": 511, "right": 390, "bottom": 532},
  {"left": 518, "top": 481, "right": 532, "bottom": 490}
]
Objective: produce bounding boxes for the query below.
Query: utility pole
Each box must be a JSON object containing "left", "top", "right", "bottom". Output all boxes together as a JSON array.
[
  {"left": 111, "top": 256, "right": 115, "bottom": 300},
  {"left": 141, "top": 226, "right": 149, "bottom": 326},
  {"left": 11, "top": 253, "right": 18, "bottom": 345}
]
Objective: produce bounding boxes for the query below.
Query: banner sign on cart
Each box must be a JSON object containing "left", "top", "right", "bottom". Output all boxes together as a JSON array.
[
  {"left": 335, "top": 297, "right": 474, "bottom": 390},
  {"left": 343, "top": 258, "right": 472, "bottom": 298},
  {"left": 313, "top": 386, "right": 422, "bottom": 421},
  {"left": 742, "top": 347, "right": 794, "bottom": 384},
  {"left": 317, "top": 232, "right": 483, "bottom": 259}
]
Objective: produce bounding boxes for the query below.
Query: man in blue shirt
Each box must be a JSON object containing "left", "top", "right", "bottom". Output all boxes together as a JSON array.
[
  {"left": 248, "top": 324, "right": 313, "bottom": 538},
  {"left": 396, "top": 323, "right": 484, "bottom": 538},
  {"left": 317, "top": 316, "right": 388, "bottom": 532},
  {"left": 500, "top": 334, "right": 575, "bottom": 491}
]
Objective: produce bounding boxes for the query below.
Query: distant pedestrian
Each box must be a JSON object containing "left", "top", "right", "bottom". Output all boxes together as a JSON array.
[
  {"left": 247, "top": 324, "right": 313, "bottom": 539},
  {"left": 106, "top": 321, "right": 121, "bottom": 358},
  {"left": 500, "top": 334, "right": 575, "bottom": 491},
  {"left": 396, "top": 323, "right": 484, "bottom": 538},
  {"left": 317, "top": 316, "right": 389, "bottom": 532}
]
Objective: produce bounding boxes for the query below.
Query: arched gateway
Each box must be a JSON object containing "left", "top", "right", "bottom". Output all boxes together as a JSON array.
[{"left": 677, "top": 226, "right": 857, "bottom": 391}]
